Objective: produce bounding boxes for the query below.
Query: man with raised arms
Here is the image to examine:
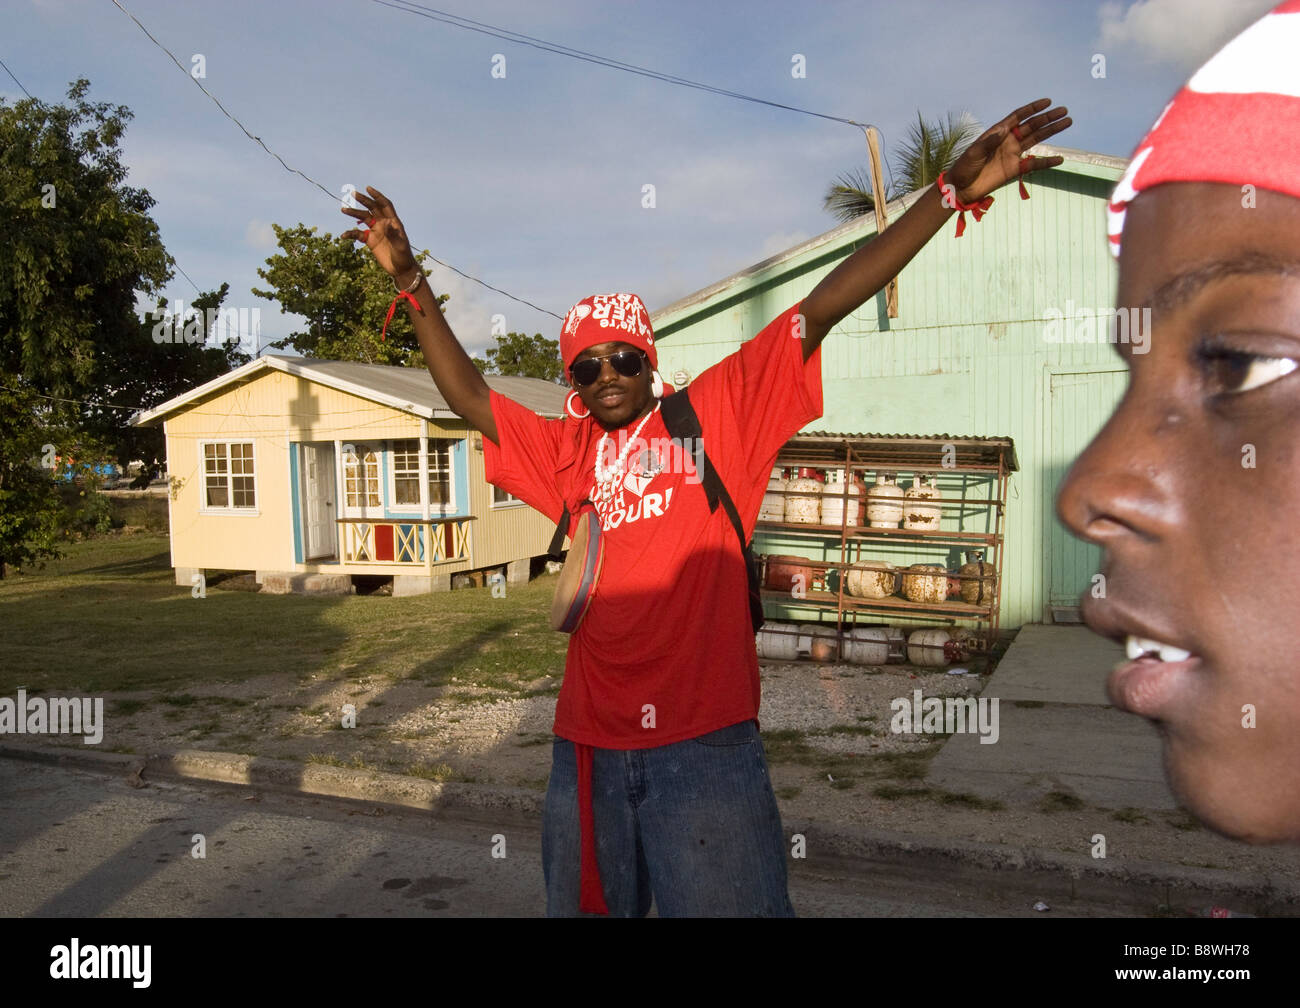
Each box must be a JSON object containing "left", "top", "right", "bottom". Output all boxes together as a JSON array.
[{"left": 344, "top": 97, "right": 1070, "bottom": 914}]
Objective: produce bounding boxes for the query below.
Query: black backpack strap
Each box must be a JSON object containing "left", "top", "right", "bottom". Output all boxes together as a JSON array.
[
  {"left": 661, "top": 390, "right": 765, "bottom": 632},
  {"left": 547, "top": 497, "right": 593, "bottom": 560},
  {"left": 660, "top": 390, "right": 742, "bottom": 541},
  {"left": 546, "top": 504, "right": 570, "bottom": 560}
]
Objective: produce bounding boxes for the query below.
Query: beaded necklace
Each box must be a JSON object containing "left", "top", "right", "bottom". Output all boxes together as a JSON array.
[{"left": 591, "top": 401, "right": 660, "bottom": 509}]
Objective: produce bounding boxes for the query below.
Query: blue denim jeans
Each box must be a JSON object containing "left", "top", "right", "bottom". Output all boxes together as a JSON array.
[{"left": 542, "top": 719, "right": 795, "bottom": 917}]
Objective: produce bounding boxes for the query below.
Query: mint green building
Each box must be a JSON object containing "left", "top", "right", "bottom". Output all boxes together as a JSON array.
[{"left": 649, "top": 146, "right": 1128, "bottom": 629}]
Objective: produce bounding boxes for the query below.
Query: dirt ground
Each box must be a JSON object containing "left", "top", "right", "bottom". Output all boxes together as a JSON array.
[{"left": 10, "top": 654, "right": 1300, "bottom": 892}]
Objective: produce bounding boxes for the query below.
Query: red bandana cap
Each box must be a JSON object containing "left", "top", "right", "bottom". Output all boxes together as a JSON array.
[
  {"left": 1108, "top": 0, "right": 1300, "bottom": 258},
  {"left": 560, "top": 293, "right": 658, "bottom": 371}
]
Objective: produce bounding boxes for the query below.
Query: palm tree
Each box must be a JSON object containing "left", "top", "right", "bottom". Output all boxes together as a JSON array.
[
  {"left": 823, "top": 111, "right": 982, "bottom": 225},
  {"left": 823, "top": 165, "right": 884, "bottom": 224}
]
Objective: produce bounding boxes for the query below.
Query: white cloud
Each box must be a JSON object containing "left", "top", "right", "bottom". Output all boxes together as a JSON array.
[
  {"left": 1098, "top": 0, "right": 1277, "bottom": 70},
  {"left": 244, "top": 219, "right": 276, "bottom": 249},
  {"left": 421, "top": 257, "right": 500, "bottom": 359}
]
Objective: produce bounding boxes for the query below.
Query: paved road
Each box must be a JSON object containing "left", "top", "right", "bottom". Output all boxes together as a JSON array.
[{"left": 0, "top": 760, "right": 1120, "bottom": 917}]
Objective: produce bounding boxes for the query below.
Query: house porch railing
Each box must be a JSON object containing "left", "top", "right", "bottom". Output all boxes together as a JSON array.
[{"left": 335, "top": 516, "right": 474, "bottom": 566}]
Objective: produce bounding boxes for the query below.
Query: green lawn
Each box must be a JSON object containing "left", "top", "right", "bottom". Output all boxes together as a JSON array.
[{"left": 0, "top": 533, "right": 567, "bottom": 695}]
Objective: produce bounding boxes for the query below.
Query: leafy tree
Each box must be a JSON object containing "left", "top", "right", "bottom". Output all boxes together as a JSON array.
[
  {"left": 824, "top": 111, "right": 982, "bottom": 224},
  {"left": 253, "top": 224, "right": 447, "bottom": 367},
  {"left": 472, "top": 331, "right": 565, "bottom": 384},
  {"left": 0, "top": 80, "right": 246, "bottom": 565},
  {"left": 110, "top": 282, "right": 252, "bottom": 474},
  {"left": 0, "top": 80, "right": 170, "bottom": 399},
  {"left": 0, "top": 383, "right": 68, "bottom": 578}
]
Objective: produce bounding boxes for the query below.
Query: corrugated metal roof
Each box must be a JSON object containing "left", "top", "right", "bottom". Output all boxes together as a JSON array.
[
  {"left": 131, "top": 354, "right": 567, "bottom": 427},
  {"left": 786, "top": 432, "right": 1018, "bottom": 472},
  {"left": 289, "top": 357, "right": 568, "bottom": 417}
]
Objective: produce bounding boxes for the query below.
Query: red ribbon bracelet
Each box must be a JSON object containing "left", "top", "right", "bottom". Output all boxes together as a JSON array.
[
  {"left": 937, "top": 167, "right": 1031, "bottom": 237},
  {"left": 381, "top": 290, "right": 422, "bottom": 341},
  {"left": 937, "top": 170, "right": 993, "bottom": 238}
]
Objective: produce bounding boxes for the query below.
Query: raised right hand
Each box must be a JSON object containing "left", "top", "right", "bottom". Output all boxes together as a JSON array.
[{"left": 340, "top": 186, "right": 419, "bottom": 281}]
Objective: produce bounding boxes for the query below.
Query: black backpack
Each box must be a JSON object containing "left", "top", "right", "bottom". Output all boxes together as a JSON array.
[{"left": 546, "top": 388, "right": 765, "bottom": 633}]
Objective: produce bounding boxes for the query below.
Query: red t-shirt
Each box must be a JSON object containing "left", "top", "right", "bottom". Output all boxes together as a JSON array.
[{"left": 484, "top": 302, "right": 823, "bottom": 749}]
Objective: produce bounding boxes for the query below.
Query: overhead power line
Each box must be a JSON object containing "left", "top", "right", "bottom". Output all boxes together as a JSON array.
[
  {"left": 0, "top": 55, "right": 33, "bottom": 99},
  {"left": 109, "top": 0, "right": 562, "bottom": 320},
  {"left": 171, "top": 261, "right": 203, "bottom": 294},
  {"left": 372, "top": 3, "right": 896, "bottom": 206},
  {"left": 374, "top": 0, "right": 871, "bottom": 129},
  {"left": 0, "top": 382, "right": 145, "bottom": 414},
  {"left": 110, "top": 0, "right": 335, "bottom": 201}
]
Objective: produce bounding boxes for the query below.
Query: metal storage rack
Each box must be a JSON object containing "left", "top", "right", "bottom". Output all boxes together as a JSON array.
[{"left": 754, "top": 433, "right": 1017, "bottom": 654}]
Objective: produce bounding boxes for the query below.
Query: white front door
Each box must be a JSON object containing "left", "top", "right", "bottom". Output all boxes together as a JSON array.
[{"left": 301, "top": 443, "right": 336, "bottom": 560}]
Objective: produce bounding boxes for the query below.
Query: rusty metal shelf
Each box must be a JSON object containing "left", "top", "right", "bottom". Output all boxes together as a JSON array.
[
  {"left": 755, "top": 520, "right": 1001, "bottom": 547},
  {"left": 760, "top": 588, "right": 993, "bottom": 619},
  {"left": 755, "top": 433, "right": 1012, "bottom": 655}
]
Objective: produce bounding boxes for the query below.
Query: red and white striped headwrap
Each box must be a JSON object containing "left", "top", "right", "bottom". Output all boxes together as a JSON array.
[
  {"left": 559, "top": 293, "right": 657, "bottom": 370},
  {"left": 1108, "top": 0, "right": 1300, "bottom": 257}
]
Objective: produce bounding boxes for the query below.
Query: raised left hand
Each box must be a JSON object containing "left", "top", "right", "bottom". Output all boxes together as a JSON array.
[{"left": 947, "top": 98, "right": 1071, "bottom": 204}]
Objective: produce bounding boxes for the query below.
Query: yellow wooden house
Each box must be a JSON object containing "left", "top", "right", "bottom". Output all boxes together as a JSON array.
[{"left": 132, "top": 355, "right": 566, "bottom": 595}]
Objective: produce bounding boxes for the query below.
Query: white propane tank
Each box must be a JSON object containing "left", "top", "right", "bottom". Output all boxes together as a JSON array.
[
  {"left": 784, "top": 468, "right": 823, "bottom": 524},
  {"left": 845, "top": 626, "right": 891, "bottom": 665},
  {"left": 756, "top": 623, "right": 800, "bottom": 661},
  {"left": 846, "top": 560, "right": 897, "bottom": 599},
  {"left": 820, "top": 469, "right": 860, "bottom": 527},
  {"left": 902, "top": 564, "right": 949, "bottom": 604},
  {"left": 866, "top": 472, "right": 904, "bottom": 528},
  {"left": 798, "top": 623, "right": 839, "bottom": 662},
  {"left": 759, "top": 467, "right": 787, "bottom": 523},
  {"left": 907, "top": 628, "right": 954, "bottom": 666},
  {"left": 903, "top": 475, "right": 942, "bottom": 532}
]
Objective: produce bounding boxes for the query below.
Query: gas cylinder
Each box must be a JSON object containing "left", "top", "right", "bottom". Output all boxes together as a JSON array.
[
  {"left": 784, "top": 467, "right": 822, "bottom": 524},
  {"left": 959, "top": 549, "right": 998, "bottom": 605},
  {"left": 820, "top": 469, "right": 861, "bottom": 527},
  {"left": 846, "top": 560, "right": 898, "bottom": 599},
  {"left": 866, "top": 472, "right": 904, "bottom": 528},
  {"left": 903, "top": 475, "right": 942, "bottom": 532},
  {"left": 759, "top": 467, "right": 787, "bottom": 523},
  {"left": 756, "top": 623, "right": 800, "bottom": 661},
  {"left": 799, "top": 623, "right": 840, "bottom": 662},
  {"left": 844, "top": 626, "right": 891, "bottom": 665},
  {"left": 902, "top": 563, "right": 948, "bottom": 604},
  {"left": 764, "top": 555, "right": 813, "bottom": 596},
  {"left": 906, "top": 628, "right": 967, "bottom": 666}
]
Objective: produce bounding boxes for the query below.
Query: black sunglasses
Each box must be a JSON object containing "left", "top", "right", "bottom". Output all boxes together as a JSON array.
[{"left": 570, "top": 350, "right": 647, "bottom": 387}]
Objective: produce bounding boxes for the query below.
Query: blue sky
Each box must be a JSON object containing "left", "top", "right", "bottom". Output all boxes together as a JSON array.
[{"left": 3, "top": 0, "right": 1278, "bottom": 357}]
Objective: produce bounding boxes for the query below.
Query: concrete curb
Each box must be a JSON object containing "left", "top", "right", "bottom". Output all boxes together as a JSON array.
[
  {"left": 0, "top": 742, "right": 543, "bottom": 818},
  {"left": 5, "top": 741, "right": 1296, "bottom": 915}
]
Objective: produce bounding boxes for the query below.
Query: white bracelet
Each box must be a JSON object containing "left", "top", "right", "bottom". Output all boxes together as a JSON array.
[{"left": 394, "top": 270, "right": 422, "bottom": 294}]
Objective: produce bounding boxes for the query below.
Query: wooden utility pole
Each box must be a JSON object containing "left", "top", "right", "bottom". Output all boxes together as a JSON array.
[{"left": 865, "top": 126, "right": 899, "bottom": 317}]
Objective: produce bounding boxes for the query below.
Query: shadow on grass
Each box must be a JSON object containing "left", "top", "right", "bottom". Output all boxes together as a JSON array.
[{"left": 78, "top": 549, "right": 173, "bottom": 580}]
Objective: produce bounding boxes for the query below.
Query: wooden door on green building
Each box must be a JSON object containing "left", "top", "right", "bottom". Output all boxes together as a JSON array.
[{"left": 1044, "top": 368, "right": 1128, "bottom": 613}]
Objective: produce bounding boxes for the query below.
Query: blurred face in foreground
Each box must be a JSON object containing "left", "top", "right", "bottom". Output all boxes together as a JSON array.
[{"left": 1057, "top": 181, "right": 1300, "bottom": 844}]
